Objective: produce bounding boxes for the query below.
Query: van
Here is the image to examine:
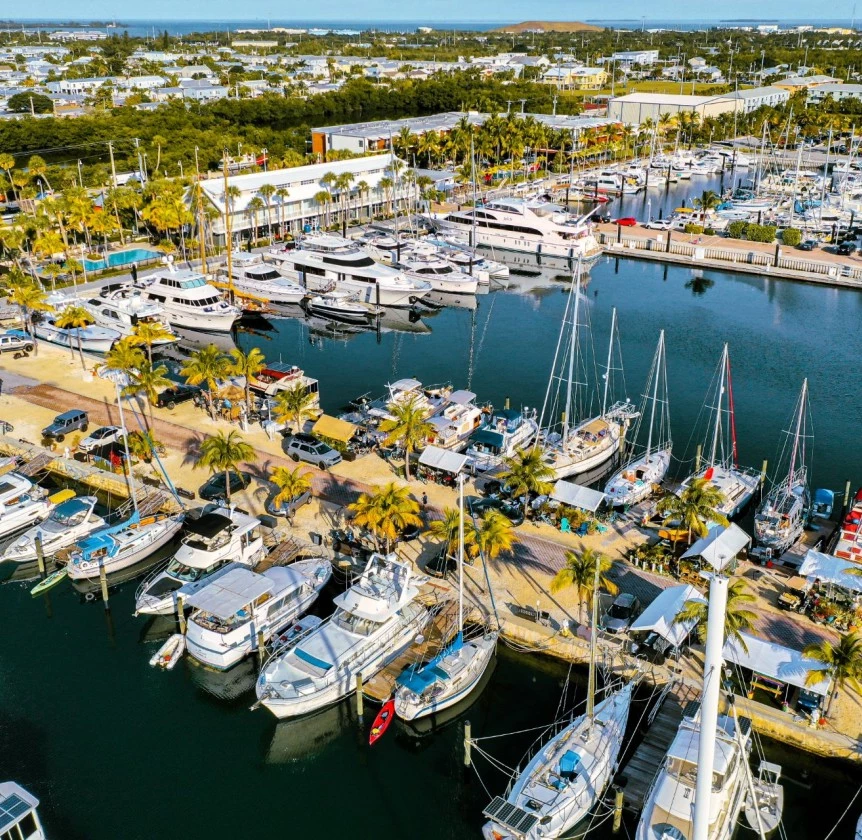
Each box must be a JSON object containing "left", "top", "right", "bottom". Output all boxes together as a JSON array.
[{"left": 42, "top": 409, "right": 89, "bottom": 442}]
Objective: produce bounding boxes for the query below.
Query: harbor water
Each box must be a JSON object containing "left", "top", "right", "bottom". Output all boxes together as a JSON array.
[{"left": 2, "top": 256, "right": 862, "bottom": 837}]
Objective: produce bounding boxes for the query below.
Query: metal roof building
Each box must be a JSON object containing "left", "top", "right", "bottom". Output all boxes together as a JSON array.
[{"left": 607, "top": 92, "right": 741, "bottom": 125}]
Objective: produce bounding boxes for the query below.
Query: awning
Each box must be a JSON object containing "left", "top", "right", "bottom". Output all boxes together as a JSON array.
[
  {"left": 447, "top": 389, "right": 476, "bottom": 406},
  {"left": 185, "top": 512, "right": 232, "bottom": 538},
  {"left": 551, "top": 480, "right": 605, "bottom": 513},
  {"left": 630, "top": 584, "right": 706, "bottom": 647},
  {"left": 682, "top": 523, "right": 752, "bottom": 571},
  {"left": 418, "top": 445, "right": 468, "bottom": 474},
  {"left": 186, "top": 567, "right": 273, "bottom": 619},
  {"left": 723, "top": 632, "right": 831, "bottom": 696},
  {"left": 470, "top": 428, "right": 505, "bottom": 449},
  {"left": 799, "top": 550, "right": 862, "bottom": 594},
  {"left": 312, "top": 414, "right": 357, "bottom": 443}
]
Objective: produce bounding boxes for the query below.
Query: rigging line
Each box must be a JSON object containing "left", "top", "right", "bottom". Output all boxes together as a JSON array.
[
  {"left": 820, "top": 782, "right": 862, "bottom": 840},
  {"left": 474, "top": 290, "right": 497, "bottom": 361},
  {"left": 469, "top": 757, "right": 493, "bottom": 801}
]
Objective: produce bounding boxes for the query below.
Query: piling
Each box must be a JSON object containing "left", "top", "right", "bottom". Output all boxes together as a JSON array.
[
  {"left": 665, "top": 230, "right": 672, "bottom": 253},
  {"left": 504, "top": 396, "right": 510, "bottom": 410},
  {"left": 843, "top": 479, "right": 853, "bottom": 517},
  {"left": 176, "top": 594, "right": 187, "bottom": 635},
  {"left": 257, "top": 628, "right": 267, "bottom": 667},
  {"left": 761, "top": 459, "right": 769, "bottom": 484},
  {"left": 356, "top": 673, "right": 364, "bottom": 717},
  {"left": 34, "top": 534, "right": 45, "bottom": 578},
  {"left": 694, "top": 443, "right": 702, "bottom": 473},
  {"left": 613, "top": 787, "right": 624, "bottom": 832},
  {"left": 616, "top": 223, "right": 622, "bottom": 244},
  {"left": 774, "top": 244, "right": 780, "bottom": 267},
  {"left": 464, "top": 720, "right": 472, "bottom": 767},
  {"left": 99, "top": 562, "right": 109, "bottom": 609}
]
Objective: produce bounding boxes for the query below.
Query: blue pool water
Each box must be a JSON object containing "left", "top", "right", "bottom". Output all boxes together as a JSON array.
[{"left": 83, "top": 248, "right": 160, "bottom": 271}]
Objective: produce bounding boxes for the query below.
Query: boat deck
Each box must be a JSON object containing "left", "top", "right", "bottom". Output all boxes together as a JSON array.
[{"left": 776, "top": 520, "right": 836, "bottom": 568}]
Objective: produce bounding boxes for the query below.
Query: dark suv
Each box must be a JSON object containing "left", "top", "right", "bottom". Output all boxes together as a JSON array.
[
  {"left": 156, "top": 384, "right": 201, "bottom": 410},
  {"left": 42, "top": 409, "right": 89, "bottom": 442}
]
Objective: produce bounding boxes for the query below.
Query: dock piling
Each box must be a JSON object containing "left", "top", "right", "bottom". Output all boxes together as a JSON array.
[
  {"left": 356, "top": 673, "right": 364, "bottom": 717},
  {"left": 613, "top": 787, "right": 624, "bottom": 832},
  {"left": 694, "top": 443, "right": 702, "bottom": 473},
  {"left": 257, "top": 629, "right": 267, "bottom": 667},
  {"left": 761, "top": 459, "right": 768, "bottom": 484},
  {"left": 504, "top": 396, "right": 510, "bottom": 410},
  {"left": 99, "top": 562, "right": 109, "bottom": 609},
  {"left": 34, "top": 534, "right": 45, "bottom": 578},
  {"left": 176, "top": 594, "right": 187, "bottom": 635},
  {"left": 464, "top": 720, "right": 472, "bottom": 767},
  {"left": 843, "top": 479, "right": 852, "bottom": 517}
]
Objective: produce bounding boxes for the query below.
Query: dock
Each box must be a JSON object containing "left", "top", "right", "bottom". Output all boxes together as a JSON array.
[{"left": 775, "top": 520, "right": 836, "bottom": 568}]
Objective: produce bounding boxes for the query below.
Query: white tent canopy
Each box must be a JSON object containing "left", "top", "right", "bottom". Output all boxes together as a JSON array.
[
  {"left": 186, "top": 567, "right": 272, "bottom": 619},
  {"left": 551, "top": 480, "right": 605, "bottom": 513},
  {"left": 799, "top": 550, "right": 862, "bottom": 594},
  {"left": 630, "top": 584, "right": 706, "bottom": 647},
  {"left": 682, "top": 523, "right": 751, "bottom": 571},
  {"left": 723, "top": 632, "right": 831, "bottom": 696},
  {"left": 418, "top": 445, "right": 468, "bottom": 474}
]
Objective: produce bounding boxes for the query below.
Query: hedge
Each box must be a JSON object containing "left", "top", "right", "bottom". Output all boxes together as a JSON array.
[{"left": 781, "top": 227, "right": 802, "bottom": 247}]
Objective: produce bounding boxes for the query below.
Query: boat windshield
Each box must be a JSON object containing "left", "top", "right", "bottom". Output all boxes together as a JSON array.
[
  {"left": 52, "top": 507, "right": 90, "bottom": 527},
  {"left": 246, "top": 268, "right": 281, "bottom": 281},
  {"left": 179, "top": 277, "right": 207, "bottom": 289},
  {"left": 331, "top": 608, "right": 384, "bottom": 637},
  {"left": 166, "top": 557, "right": 222, "bottom": 582}
]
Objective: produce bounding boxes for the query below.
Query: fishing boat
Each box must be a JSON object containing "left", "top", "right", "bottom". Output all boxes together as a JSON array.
[
  {"left": 184, "top": 559, "right": 332, "bottom": 670},
  {"left": 216, "top": 252, "right": 306, "bottom": 304},
  {"left": 677, "top": 344, "right": 760, "bottom": 519},
  {"left": 255, "top": 553, "right": 430, "bottom": 719},
  {"left": 604, "top": 330, "right": 672, "bottom": 506},
  {"left": 744, "top": 761, "right": 784, "bottom": 834},
  {"left": 395, "top": 476, "right": 497, "bottom": 721},
  {"left": 0, "top": 781, "right": 46, "bottom": 840},
  {"left": 134, "top": 507, "right": 264, "bottom": 616},
  {"left": 754, "top": 379, "right": 810, "bottom": 555},
  {"left": 33, "top": 314, "right": 120, "bottom": 354},
  {"left": 464, "top": 407, "right": 539, "bottom": 472},
  {"left": 306, "top": 291, "right": 378, "bottom": 325}
]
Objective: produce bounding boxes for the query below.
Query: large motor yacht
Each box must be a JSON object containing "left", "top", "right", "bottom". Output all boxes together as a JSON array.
[
  {"left": 395, "top": 246, "right": 480, "bottom": 295},
  {"left": 0, "top": 781, "right": 46, "bottom": 840},
  {"left": 216, "top": 252, "right": 306, "bottom": 305},
  {"left": 33, "top": 314, "right": 120, "bottom": 354},
  {"left": 81, "top": 284, "right": 179, "bottom": 344},
  {"left": 464, "top": 407, "right": 539, "bottom": 472}
]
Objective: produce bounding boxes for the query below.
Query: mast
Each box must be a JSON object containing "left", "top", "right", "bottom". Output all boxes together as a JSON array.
[
  {"left": 587, "top": 552, "right": 600, "bottom": 719},
  {"left": 458, "top": 473, "right": 465, "bottom": 635},
  {"left": 115, "top": 380, "right": 138, "bottom": 519},
  {"left": 194, "top": 147, "right": 207, "bottom": 273},
  {"left": 563, "top": 272, "right": 582, "bottom": 447},
  {"left": 645, "top": 330, "right": 664, "bottom": 458},
  {"left": 222, "top": 150, "right": 234, "bottom": 303},
  {"left": 601, "top": 307, "right": 616, "bottom": 417},
  {"left": 709, "top": 344, "right": 728, "bottom": 468},
  {"left": 786, "top": 378, "right": 808, "bottom": 494}
]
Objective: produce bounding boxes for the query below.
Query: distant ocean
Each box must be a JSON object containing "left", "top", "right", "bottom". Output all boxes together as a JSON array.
[{"left": 1, "top": 17, "right": 857, "bottom": 36}]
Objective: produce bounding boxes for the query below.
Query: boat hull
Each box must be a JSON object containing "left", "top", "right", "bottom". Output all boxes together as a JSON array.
[{"left": 604, "top": 449, "right": 672, "bottom": 507}]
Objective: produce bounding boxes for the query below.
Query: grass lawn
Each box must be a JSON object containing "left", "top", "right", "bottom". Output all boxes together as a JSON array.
[{"left": 560, "top": 79, "right": 731, "bottom": 99}]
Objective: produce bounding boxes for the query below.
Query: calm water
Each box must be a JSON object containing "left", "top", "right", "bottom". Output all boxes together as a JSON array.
[{"left": 3, "top": 257, "right": 862, "bottom": 838}]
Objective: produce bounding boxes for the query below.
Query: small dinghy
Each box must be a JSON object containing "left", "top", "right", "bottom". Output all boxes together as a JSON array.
[
  {"left": 30, "top": 566, "right": 68, "bottom": 596},
  {"left": 150, "top": 633, "right": 186, "bottom": 670},
  {"left": 369, "top": 697, "right": 395, "bottom": 746},
  {"left": 745, "top": 761, "right": 784, "bottom": 834}
]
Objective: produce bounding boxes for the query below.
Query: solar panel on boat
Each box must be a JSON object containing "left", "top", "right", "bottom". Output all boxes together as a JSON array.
[
  {"left": 482, "top": 797, "right": 539, "bottom": 836},
  {"left": 0, "top": 793, "right": 30, "bottom": 830}
]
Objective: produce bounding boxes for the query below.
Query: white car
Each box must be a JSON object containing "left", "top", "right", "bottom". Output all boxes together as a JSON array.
[
  {"left": 78, "top": 425, "right": 127, "bottom": 453},
  {"left": 642, "top": 218, "right": 672, "bottom": 230}
]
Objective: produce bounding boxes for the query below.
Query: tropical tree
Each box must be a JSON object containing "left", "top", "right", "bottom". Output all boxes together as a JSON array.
[
  {"left": 273, "top": 382, "right": 318, "bottom": 433},
  {"left": 467, "top": 508, "right": 518, "bottom": 563},
  {"left": 127, "top": 429, "right": 163, "bottom": 463},
  {"left": 258, "top": 183, "right": 275, "bottom": 238},
  {"left": 348, "top": 482, "right": 422, "bottom": 552},
  {"left": 354, "top": 180, "right": 370, "bottom": 223},
  {"left": 32, "top": 230, "right": 65, "bottom": 263},
  {"left": 334, "top": 171, "right": 355, "bottom": 232},
  {"left": 426, "top": 506, "right": 474, "bottom": 557},
  {"left": 803, "top": 632, "right": 862, "bottom": 719},
  {"left": 245, "top": 195, "right": 265, "bottom": 246},
  {"left": 7, "top": 280, "right": 50, "bottom": 344},
  {"left": 658, "top": 477, "right": 729, "bottom": 545},
  {"left": 313, "top": 190, "right": 332, "bottom": 229},
  {"left": 271, "top": 464, "right": 312, "bottom": 519},
  {"left": 195, "top": 430, "right": 255, "bottom": 501},
  {"left": 180, "top": 344, "right": 230, "bottom": 419},
  {"left": 0, "top": 153, "right": 17, "bottom": 201},
  {"left": 378, "top": 177, "right": 393, "bottom": 215},
  {"left": 378, "top": 394, "right": 433, "bottom": 480},
  {"left": 693, "top": 189, "right": 721, "bottom": 216},
  {"left": 124, "top": 359, "right": 173, "bottom": 425},
  {"left": 499, "top": 446, "right": 554, "bottom": 516},
  {"left": 130, "top": 320, "right": 176, "bottom": 365},
  {"left": 675, "top": 577, "right": 757, "bottom": 652},
  {"left": 227, "top": 346, "right": 266, "bottom": 411},
  {"left": 550, "top": 548, "right": 618, "bottom": 625},
  {"left": 104, "top": 336, "right": 145, "bottom": 375},
  {"left": 54, "top": 304, "right": 93, "bottom": 368},
  {"left": 274, "top": 187, "right": 290, "bottom": 238}
]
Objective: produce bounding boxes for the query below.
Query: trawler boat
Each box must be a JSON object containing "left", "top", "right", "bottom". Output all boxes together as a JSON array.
[
  {"left": 67, "top": 512, "right": 183, "bottom": 581},
  {"left": 0, "top": 496, "right": 105, "bottom": 581},
  {"left": 635, "top": 709, "right": 751, "bottom": 840},
  {"left": 185, "top": 559, "right": 332, "bottom": 670},
  {"left": 341, "top": 378, "right": 451, "bottom": 433},
  {"left": 424, "top": 390, "right": 484, "bottom": 451},
  {"left": 306, "top": 291, "right": 378, "bottom": 325},
  {"left": 435, "top": 198, "right": 601, "bottom": 261},
  {"left": 267, "top": 235, "right": 431, "bottom": 308},
  {"left": 482, "top": 682, "right": 634, "bottom": 839},
  {"left": 134, "top": 507, "right": 264, "bottom": 615},
  {"left": 217, "top": 252, "right": 305, "bottom": 304},
  {"left": 137, "top": 263, "right": 240, "bottom": 332},
  {"left": 0, "top": 781, "right": 46, "bottom": 840},
  {"left": 464, "top": 407, "right": 539, "bottom": 472},
  {"left": 82, "top": 285, "right": 179, "bottom": 344},
  {"left": 33, "top": 314, "right": 120, "bottom": 354},
  {"left": 255, "top": 553, "right": 430, "bottom": 719}
]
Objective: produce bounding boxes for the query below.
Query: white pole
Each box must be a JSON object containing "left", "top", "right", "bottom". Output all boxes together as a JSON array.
[
  {"left": 692, "top": 573, "right": 729, "bottom": 840},
  {"left": 645, "top": 331, "right": 663, "bottom": 458},
  {"left": 601, "top": 307, "right": 616, "bottom": 417},
  {"left": 458, "top": 473, "right": 465, "bottom": 634},
  {"left": 563, "top": 272, "right": 582, "bottom": 447},
  {"left": 709, "top": 344, "right": 727, "bottom": 468}
]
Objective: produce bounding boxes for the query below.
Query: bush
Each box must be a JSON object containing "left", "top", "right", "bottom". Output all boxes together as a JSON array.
[
  {"left": 781, "top": 227, "right": 802, "bottom": 247},
  {"left": 746, "top": 223, "right": 777, "bottom": 243},
  {"left": 684, "top": 223, "right": 704, "bottom": 235},
  {"left": 726, "top": 220, "right": 748, "bottom": 239},
  {"left": 704, "top": 227, "right": 715, "bottom": 235}
]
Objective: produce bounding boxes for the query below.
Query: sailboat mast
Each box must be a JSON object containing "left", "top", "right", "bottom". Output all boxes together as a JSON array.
[
  {"left": 786, "top": 378, "right": 807, "bottom": 493},
  {"left": 587, "top": 555, "right": 599, "bottom": 719},
  {"left": 601, "top": 308, "right": 616, "bottom": 417},
  {"left": 458, "top": 473, "right": 465, "bottom": 633},
  {"left": 563, "top": 274, "right": 581, "bottom": 446},
  {"left": 222, "top": 150, "right": 234, "bottom": 302},
  {"left": 115, "top": 380, "right": 138, "bottom": 517},
  {"left": 646, "top": 331, "right": 663, "bottom": 458},
  {"left": 709, "top": 344, "right": 728, "bottom": 467}
]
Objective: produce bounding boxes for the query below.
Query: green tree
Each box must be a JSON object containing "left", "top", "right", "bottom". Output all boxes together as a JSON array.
[
  {"left": 467, "top": 508, "right": 518, "bottom": 563},
  {"left": 0, "top": 153, "right": 17, "bottom": 202},
  {"left": 348, "top": 482, "right": 422, "bottom": 552},
  {"left": 180, "top": 344, "right": 230, "bottom": 419},
  {"left": 7, "top": 279, "right": 50, "bottom": 346},
  {"left": 499, "top": 446, "right": 554, "bottom": 517},
  {"left": 227, "top": 346, "right": 266, "bottom": 411},
  {"left": 245, "top": 195, "right": 265, "bottom": 246},
  {"left": 803, "top": 632, "right": 862, "bottom": 719},
  {"left": 54, "top": 304, "right": 93, "bottom": 368},
  {"left": 550, "top": 547, "right": 618, "bottom": 625},
  {"left": 378, "top": 394, "right": 434, "bottom": 480},
  {"left": 658, "top": 477, "right": 729, "bottom": 545},
  {"left": 274, "top": 382, "right": 318, "bottom": 434},
  {"left": 426, "top": 506, "right": 475, "bottom": 557},
  {"left": 104, "top": 336, "right": 145, "bottom": 374},
  {"left": 7, "top": 92, "right": 53, "bottom": 113},
  {"left": 675, "top": 577, "right": 757, "bottom": 652},
  {"left": 195, "top": 430, "right": 255, "bottom": 501},
  {"left": 271, "top": 465, "right": 312, "bottom": 519},
  {"left": 258, "top": 183, "right": 276, "bottom": 238},
  {"left": 123, "top": 359, "right": 172, "bottom": 426},
  {"left": 130, "top": 320, "right": 176, "bottom": 365}
]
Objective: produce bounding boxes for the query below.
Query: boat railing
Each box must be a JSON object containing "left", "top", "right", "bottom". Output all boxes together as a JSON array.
[{"left": 134, "top": 556, "right": 174, "bottom": 602}]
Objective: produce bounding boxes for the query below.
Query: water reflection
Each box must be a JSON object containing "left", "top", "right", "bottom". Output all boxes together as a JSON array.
[{"left": 265, "top": 701, "right": 357, "bottom": 764}]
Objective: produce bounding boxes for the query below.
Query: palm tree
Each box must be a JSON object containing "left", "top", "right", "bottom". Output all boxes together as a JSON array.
[
  {"left": 467, "top": 508, "right": 518, "bottom": 563},
  {"left": 803, "top": 632, "right": 862, "bottom": 719},
  {"left": 348, "top": 482, "right": 422, "bottom": 553},
  {"left": 426, "top": 506, "right": 475, "bottom": 557},
  {"left": 334, "top": 171, "right": 355, "bottom": 233},
  {"left": 658, "top": 477, "right": 729, "bottom": 545},
  {"left": 7, "top": 280, "right": 50, "bottom": 347},
  {"left": 196, "top": 430, "right": 255, "bottom": 502},
  {"left": 274, "top": 187, "right": 290, "bottom": 239},
  {"left": 227, "top": 346, "right": 266, "bottom": 411},
  {"left": 354, "top": 181, "right": 370, "bottom": 223},
  {"left": 0, "top": 153, "right": 16, "bottom": 202},
  {"left": 54, "top": 304, "right": 93, "bottom": 368},
  {"left": 378, "top": 394, "right": 434, "bottom": 480},
  {"left": 693, "top": 189, "right": 721, "bottom": 215},
  {"left": 104, "top": 336, "right": 145, "bottom": 375},
  {"left": 499, "top": 446, "right": 554, "bottom": 517},
  {"left": 675, "top": 577, "right": 757, "bottom": 652},
  {"left": 32, "top": 230, "right": 65, "bottom": 263},
  {"left": 550, "top": 548, "right": 618, "bottom": 625},
  {"left": 124, "top": 359, "right": 172, "bottom": 426},
  {"left": 130, "top": 320, "right": 175, "bottom": 365},
  {"left": 273, "top": 382, "right": 317, "bottom": 433},
  {"left": 180, "top": 344, "right": 230, "bottom": 419},
  {"left": 313, "top": 190, "right": 332, "bottom": 229},
  {"left": 378, "top": 177, "right": 393, "bottom": 216},
  {"left": 127, "top": 429, "right": 163, "bottom": 463},
  {"left": 271, "top": 465, "right": 312, "bottom": 519},
  {"left": 245, "top": 196, "right": 265, "bottom": 246},
  {"left": 258, "top": 183, "right": 276, "bottom": 239}
]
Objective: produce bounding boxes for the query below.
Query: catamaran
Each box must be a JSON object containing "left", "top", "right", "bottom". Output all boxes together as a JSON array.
[
  {"left": 754, "top": 379, "right": 811, "bottom": 555},
  {"left": 604, "top": 330, "right": 672, "bottom": 506}
]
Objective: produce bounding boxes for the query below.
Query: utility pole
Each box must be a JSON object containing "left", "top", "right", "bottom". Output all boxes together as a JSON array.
[
  {"left": 77, "top": 159, "right": 83, "bottom": 188},
  {"left": 108, "top": 140, "right": 117, "bottom": 189}
]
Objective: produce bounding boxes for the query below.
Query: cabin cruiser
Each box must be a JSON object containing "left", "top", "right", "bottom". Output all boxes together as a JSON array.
[
  {"left": 306, "top": 291, "right": 378, "bottom": 325},
  {"left": 0, "top": 781, "right": 46, "bottom": 840},
  {"left": 80, "top": 285, "right": 179, "bottom": 344},
  {"left": 424, "top": 237, "right": 509, "bottom": 281},
  {"left": 250, "top": 362, "right": 321, "bottom": 406},
  {"left": 256, "top": 553, "right": 430, "bottom": 719},
  {"left": 267, "top": 235, "right": 431, "bottom": 308},
  {"left": 185, "top": 560, "right": 332, "bottom": 670},
  {"left": 0, "top": 496, "right": 105, "bottom": 581},
  {"left": 424, "top": 389, "right": 484, "bottom": 451},
  {"left": 436, "top": 198, "right": 601, "bottom": 261},
  {"left": 216, "top": 252, "right": 305, "bottom": 304},
  {"left": 395, "top": 248, "right": 480, "bottom": 295},
  {"left": 137, "top": 263, "right": 240, "bottom": 332},
  {"left": 134, "top": 507, "right": 264, "bottom": 616},
  {"left": 0, "top": 469, "right": 59, "bottom": 543},
  {"left": 67, "top": 512, "right": 183, "bottom": 581},
  {"left": 342, "top": 378, "right": 450, "bottom": 427},
  {"left": 464, "top": 407, "right": 539, "bottom": 472},
  {"left": 33, "top": 314, "right": 120, "bottom": 354}
]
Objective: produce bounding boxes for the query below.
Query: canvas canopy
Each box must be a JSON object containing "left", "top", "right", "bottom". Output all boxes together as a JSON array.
[
  {"left": 550, "top": 480, "right": 605, "bottom": 513},
  {"left": 186, "top": 567, "right": 272, "bottom": 619},
  {"left": 447, "top": 389, "right": 476, "bottom": 406},
  {"left": 312, "top": 414, "right": 357, "bottom": 443},
  {"left": 682, "top": 523, "right": 751, "bottom": 571},
  {"left": 799, "top": 550, "right": 862, "bottom": 594},
  {"left": 630, "top": 584, "right": 706, "bottom": 647},
  {"left": 418, "top": 445, "right": 468, "bottom": 474}
]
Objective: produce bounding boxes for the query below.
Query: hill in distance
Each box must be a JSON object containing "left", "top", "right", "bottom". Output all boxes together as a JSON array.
[{"left": 492, "top": 20, "right": 604, "bottom": 33}]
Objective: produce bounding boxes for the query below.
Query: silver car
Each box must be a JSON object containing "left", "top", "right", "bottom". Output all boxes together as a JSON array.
[{"left": 283, "top": 436, "right": 342, "bottom": 470}]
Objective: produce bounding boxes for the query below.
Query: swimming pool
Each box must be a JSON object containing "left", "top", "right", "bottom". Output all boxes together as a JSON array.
[{"left": 83, "top": 248, "right": 160, "bottom": 271}]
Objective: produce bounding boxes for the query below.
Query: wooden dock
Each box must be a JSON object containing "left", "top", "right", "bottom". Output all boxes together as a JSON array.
[{"left": 619, "top": 682, "right": 699, "bottom": 812}]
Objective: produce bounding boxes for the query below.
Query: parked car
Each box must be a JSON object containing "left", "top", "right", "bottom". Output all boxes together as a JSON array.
[
  {"left": 156, "top": 384, "right": 201, "bottom": 410},
  {"left": 797, "top": 240, "right": 818, "bottom": 251},
  {"left": 642, "top": 218, "right": 672, "bottom": 230},
  {"left": 0, "top": 331, "right": 34, "bottom": 354},
  {"left": 78, "top": 425, "right": 127, "bottom": 453},
  {"left": 470, "top": 497, "right": 525, "bottom": 527},
  {"left": 614, "top": 217, "right": 638, "bottom": 227},
  {"left": 595, "top": 212, "right": 612, "bottom": 224},
  {"left": 837, "top": 241, "right": 857, "bottom": 256},
  {"left": 42, "top": 409, "right": 88, "bottom": 442},
  {"left": 198, "top": 471, "right": 250, "bottom": 501},
  {"left": 599, "top": 593, "right": 641, "bottom": 634},
  {"left": 265, "top": 488, "right": 313, "bottom": 518},
  {"left": 283, "top": 435, "right": 342, "bottom": 469}
]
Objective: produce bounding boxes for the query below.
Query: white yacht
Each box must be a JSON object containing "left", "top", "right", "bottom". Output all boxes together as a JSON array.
[
  {"left": 66, "top": 512, "right": 183, "bottom": 581},
  {"left": 0, "top": 781, "right": 46, "bottom": 840},
  {"left": 185, "top": 560, "right": 332, "bottom": 670},
  {"left": 341, "top": 378, "right": 451, "bottom": 437},
  {"left": 0, "top": 470, "right": 62, "bottom": 545},
  {"left": 33, "top": 314, "right": 120, "bottom": 354},
  {"left": 217, "top": 252, "right": 306, "bottom": 305},
  {"left": 306, "top": 291, "right": 378, "bottom": 325},
  {"left": 436, "top": 198, "right": 601, "bottom": 261},
  {"left": 81, "top": 285, "right": 179, "bottom": 344},
  {"left": 396, "top": 248, "right": 480, "bottom": 295},
  {"left": 464, "top": 407, "right": 539, "bottom": 472},
  {"left": 137, "top": 263, "right": 240, "bottom": 332},
  {"left": 425, "top": 236, "right": 509, "bottom": 281},
  {"left": 424, "top": 389, "right": 484, "bottom": 452},
  {"left": 134, "top": 507, "right": 264, "bottom": 616},
  {"left": 267, "top": 235, "right": 431, "bottom": 308},
  {"left": 255, "top": 553, "right": 430, "bottom": 719}
]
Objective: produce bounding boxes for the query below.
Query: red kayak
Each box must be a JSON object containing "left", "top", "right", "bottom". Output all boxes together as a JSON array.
[{"left": 369, "top": 697, "right": 395, "bottom": 746}]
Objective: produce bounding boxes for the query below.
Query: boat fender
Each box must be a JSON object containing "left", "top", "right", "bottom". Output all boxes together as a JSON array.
[{"left": 84, "top": 592, "right": 96, "bottom": 601}]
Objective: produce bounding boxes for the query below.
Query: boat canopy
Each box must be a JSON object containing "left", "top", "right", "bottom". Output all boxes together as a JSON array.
[
  {"left": 389, "top": 378, "right": 421, "bottom": 392},
  {"left": 551, "top": 480, "right": 605, "bottom": 513},
  {"left": 682, "top": 524, "right": 751, "bottom": 571},
  {"left": 53, "top": 497, "right": 95, "bottom": 519},
  {"left": 76, "top": 531, "right": 120, "bottom": 559},
  {"left": 799, "top": 549, "right": 862, "bottom": 594},
  {"left": 312, "top": 414, "right": 357, "bottom": 443},
  {"left": 184, "top": 512, "right": 232, "bottom": 538},
  {"left": 396, "top": 634, "right": 462, "bottom": 693},
  {"left": 187, "top": 567, "right": 273, "bottom": 619},
  {"left": 470, "top": 428, "right": 505, "bottom": 449},
  {"left": 447, "top": 389, "right": 476, "bottom": 406},
  {"left": 667, "top": 724, "right": 737, "bottom": 775},
  {"left": 630, "top": 584, "right": 706, "bottom": 648},
  {"left": 418, "top": 445, "right": 468, "bottom": 475},
  {"left": 722, "top": 632, "right": 831, "bottom": 696}
]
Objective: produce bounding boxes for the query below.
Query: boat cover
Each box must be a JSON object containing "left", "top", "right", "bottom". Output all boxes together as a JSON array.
[
  {"left": 629, "top": 584, "right": 706, "bottom": 647},
  {"left": 682, "top": 523, "right": 751, "bottom": 571},
  {"left": 550, "top": 480, "right": 605, "bottom": 513},
  {"left": 447, "top": 389, "right": 477, "bottom": 406},
  {"left": 470, "top": 428, "right": 505, "bottom": 449},
  {"left": 799, "top": 549, "right": 862, "bottom": 594},
  {"left": 186, "top": 567, "right": 272, "bottom": 619},
  {"left": 185, "top": 512, "right": 232, "bottom": 538},
  {"left": 312, "top": 414, "right": 357, "bottom": 443},
  {"left": 418, "top": 445, "right": 468, "bottom": 474}
]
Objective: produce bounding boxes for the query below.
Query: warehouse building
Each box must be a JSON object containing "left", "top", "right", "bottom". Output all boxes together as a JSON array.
[{"left": 607, "top": 92, "right": 741, "bottom": 124}]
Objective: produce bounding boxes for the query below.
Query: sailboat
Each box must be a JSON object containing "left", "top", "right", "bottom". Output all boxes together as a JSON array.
[
  {"left": 538, "top": 275, "right": 638, "bottom": 481},
  {"left": 394, "top": 476, "right": 497, "bottom": 721},
  {"left": 677, "top": 344, "right": 760, "bottom": 519},
  {"left": 754, "top": 379, "right": 811, "bottom": 555},
  {"left": 481, "top": 556, "right": 633, "bottom": 840},
  {"left": 604, "top": 330, "right": 672, "bottom": 507}
]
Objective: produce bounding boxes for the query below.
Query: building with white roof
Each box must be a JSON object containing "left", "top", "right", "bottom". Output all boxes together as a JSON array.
[
  {"left": 726, "top": 85, "right": 790, "bottom": 112},
  {"left": 608, "top": 92, "right": 740, "bottom": 125},
  {"left": 807, "top": 83, "right": 862, "bottom": 104}
]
